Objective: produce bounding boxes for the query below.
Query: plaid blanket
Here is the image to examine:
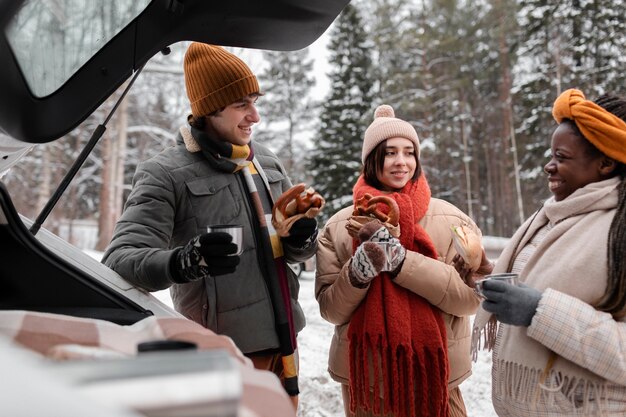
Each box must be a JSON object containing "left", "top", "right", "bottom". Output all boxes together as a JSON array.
[{"left": 0, "top": 310, "right": 295, "bottom": 417}]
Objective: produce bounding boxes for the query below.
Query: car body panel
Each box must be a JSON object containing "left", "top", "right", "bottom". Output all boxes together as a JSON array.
[
  {"left": 0, "top": 0, "right": 347, "bottom": 324},
  {"left": 0, "top": 0, "right": 349, "bottom": 146}
]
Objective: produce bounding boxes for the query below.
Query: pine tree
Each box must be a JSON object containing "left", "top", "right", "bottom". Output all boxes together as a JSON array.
[
  {"left": 255, "top": 49, "right": 316, "bottom": 183},
  {"left": 366, "top": 0, "right": 523, "bottom": 236},
  {"left": 514, "top": 0, "right": 626, "bottom": 217},
  {"left": 307, "top": 4, "right": 374, "bottom": 220},
  {"left": 363, "top": 0, "right": 415, "bottom": 105}
]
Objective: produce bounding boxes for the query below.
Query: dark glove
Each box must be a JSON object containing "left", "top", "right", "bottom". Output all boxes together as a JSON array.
[
  {"left": 481, "top": 281, "right": 542, "bottom": 327},
  {"left": 170, "top": 232, "right": 240, "bottom": 283},
  {"left": 282, "top": 217, "right": 318, "bottom": 248}
]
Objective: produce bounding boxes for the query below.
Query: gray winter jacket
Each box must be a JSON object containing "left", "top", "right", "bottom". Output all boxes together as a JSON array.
[{"left": 102, "top": 128, "right": 312, "bottom": 353}]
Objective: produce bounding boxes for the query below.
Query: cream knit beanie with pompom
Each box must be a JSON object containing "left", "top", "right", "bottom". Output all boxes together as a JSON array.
[{"left": 361, "top": 104, "right": 420, "bottom": 163}]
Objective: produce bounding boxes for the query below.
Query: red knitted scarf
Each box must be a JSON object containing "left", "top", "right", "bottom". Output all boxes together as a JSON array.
[{"left": 348, "top": 175, "right": 449, "bottom": 417}]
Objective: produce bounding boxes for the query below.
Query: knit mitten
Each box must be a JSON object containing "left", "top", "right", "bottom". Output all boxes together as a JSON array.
[
  {"left": 357, "top": 220, "right": 386, "bottom": 242},
  {"left": 358, "top": 221, "right": 406, "bottom": 274},
  {"left": 349, "top": 241, "right": 387, "bottom": 288}
]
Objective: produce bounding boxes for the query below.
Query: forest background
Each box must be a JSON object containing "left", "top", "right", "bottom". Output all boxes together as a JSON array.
[{"left": 3, "top": 0, "right": 625, "bottom": 250}]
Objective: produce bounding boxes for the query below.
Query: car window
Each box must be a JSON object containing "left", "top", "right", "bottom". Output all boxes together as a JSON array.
[{"left": 5, "top": 0, "right": 150, "bottom": 98}]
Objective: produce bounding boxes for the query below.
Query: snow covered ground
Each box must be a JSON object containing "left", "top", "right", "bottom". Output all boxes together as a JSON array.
[
  {"left": 154, "top": 270, "right": 497, "bottom": 417},
  {"left": 294, "top": 271, "right": 497, "bottom": 417}
]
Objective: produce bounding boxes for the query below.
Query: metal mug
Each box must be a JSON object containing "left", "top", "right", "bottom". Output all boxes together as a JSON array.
[
  {"left": 474, "top": 273, "right": 519, "bottom": 297},
  {"left": 206, "top": 224, "right": 243, "bottom": 256}
]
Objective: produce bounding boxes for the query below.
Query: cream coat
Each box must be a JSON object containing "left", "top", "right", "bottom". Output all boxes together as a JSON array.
[
  {"left": 472, "top": 177, "right": 626, "bottom": 416},
  {"left": 315, "top": 198, "right": 482, "bottom": 388}
]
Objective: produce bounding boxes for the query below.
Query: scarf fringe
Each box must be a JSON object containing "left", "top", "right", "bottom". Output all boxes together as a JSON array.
[
  {"left": 471, "top": 314, "right": 498, "bottom": 361},
  {"left": 493, "top": 358, "right": 611, "bottom": 416},
  {"left": 348, "top": 176, "right": 448, "bottom": 416},
  {"left": 349, "top": 332, "right": 449, "bottom": 417}
]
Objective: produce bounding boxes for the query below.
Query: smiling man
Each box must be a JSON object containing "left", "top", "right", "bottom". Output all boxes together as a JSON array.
[{"left": 102, "top": 43, "right": 317, "bottom": 407}]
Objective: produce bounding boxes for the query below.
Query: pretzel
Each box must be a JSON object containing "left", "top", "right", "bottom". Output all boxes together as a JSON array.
[
  {"left": 352, "top": 194, "right": 400, "bottom": 226},
  {"left": 272, "top": 183, "right": 325, "bottom": 237},
  {"left": 346, "top": 194, "right": 401, "bottom": 238},
  {"left": 450, "top": 225, "right": 482, "bottom": 271}
]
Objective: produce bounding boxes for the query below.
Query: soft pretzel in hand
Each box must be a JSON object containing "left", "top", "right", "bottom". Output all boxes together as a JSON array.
[
  {"left": 450, "top": 224, "right": 482, "bottom": 271},
  {"left": 352, "top": 194, "right": 400, "bottom": 225},
  {"left": 272, "top": 183, "right": 325, "bottom": 237},
  {"left": 346, "top": 194, "right": 401, "bottom": 238}
]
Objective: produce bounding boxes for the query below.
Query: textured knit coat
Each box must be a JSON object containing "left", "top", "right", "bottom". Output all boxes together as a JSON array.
[
  {"left": 315, "top": 198, "right": 482, "bottom": 389},
  {"left": 475, "top": 177, "right": 626, "bottom": 416},
  {"left": 102, "top": 129, "right": 313, "bottom": 354}
]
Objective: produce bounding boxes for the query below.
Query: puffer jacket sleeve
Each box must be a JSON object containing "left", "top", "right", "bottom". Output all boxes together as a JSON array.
[
  {"left": 393, "top": 252, "right": 479, "bottom": 316},
  {"left": 102, "top": 159, "right": 180, "bottom": 292},
  {"left": 315, "top": 209, "right": 369, "bottom": 326},
  {"left": 528, "top": 288, "right": 626, "bottom": 385},
  {"left": 392, "top": 200, "right": 481, "bottom": 317}
]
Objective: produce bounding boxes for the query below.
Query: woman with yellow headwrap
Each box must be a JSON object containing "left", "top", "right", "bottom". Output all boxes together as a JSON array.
[{"left": 471, "top": 89, "right": 626, "bottom": 416}]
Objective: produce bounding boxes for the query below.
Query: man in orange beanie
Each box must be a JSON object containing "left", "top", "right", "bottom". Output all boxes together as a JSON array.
[{"left": 103, "top": 43, "right": 317, "bottom": 408}]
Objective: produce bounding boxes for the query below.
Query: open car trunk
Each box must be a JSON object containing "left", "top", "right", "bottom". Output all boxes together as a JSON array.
[
  {"left": 0, "top": 0, "right": 349, "bottom": 323},
  {"left": 0, "top": 1, "right": 350, "bottom": 415},
  {"left": 0, "top": 182, "right": 156, "bottom": 324}
]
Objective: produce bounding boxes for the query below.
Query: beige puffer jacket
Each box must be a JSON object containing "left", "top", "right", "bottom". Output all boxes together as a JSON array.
[{"left": 315, "top": 198, "right": 482, "bottom": 388}]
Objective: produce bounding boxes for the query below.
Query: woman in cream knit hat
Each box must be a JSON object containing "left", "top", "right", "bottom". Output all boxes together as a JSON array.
[
  {"left": 315, "top": 104, "right": 492, "bottom": 417},
  {"left": 473, "top": 89, "right": 626, "bottom": 416}
]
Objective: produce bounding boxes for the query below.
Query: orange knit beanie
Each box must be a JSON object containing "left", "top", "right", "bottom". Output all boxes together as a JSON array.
[
  {"left": 552, "top": 88, "right": 626, "bottom": 164},
  {"left": 184, "top": 43, "right": 260, "bottom": 117},
  {"left": 362, "top": 105, "right": 420, "bottom": 163}
]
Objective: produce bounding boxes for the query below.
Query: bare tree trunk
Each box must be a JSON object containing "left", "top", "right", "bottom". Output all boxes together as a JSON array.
[
  {"left": 35, "top": 147, "right": 51, "bottom": 217},
  {"left": 509, "top": 119, "right": 524, "bottom": 225},
  {"left": 287, "top": 113, "right": 295, "bottom": 176},
  {"left": 96, "top": 94, "right": 129, "bottom": 251},
  {"left": 496, "top": 0, "right": 520, "bottom": 234},
  {"left": 552, "top": 32, "right": 563, "bottom": 94},
  {"left": 460, "top": 100, "right": 473, "bottom": 219},
  {"left": 483, "top": 139, "right": 496, "bottom": 236},
  {"left": 67, "top": 138, "right": 82, "bottom": 246},
  {"left": 113, "top": 98, "right": 128, "bottom": 222},
  {"left": 96, "top": 128, "right": 114, "bottom": 251}
]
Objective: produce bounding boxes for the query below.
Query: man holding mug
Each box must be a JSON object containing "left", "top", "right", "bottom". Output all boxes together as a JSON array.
[{"left": 102, "top": 43, "right": 317, "bottom": 406}]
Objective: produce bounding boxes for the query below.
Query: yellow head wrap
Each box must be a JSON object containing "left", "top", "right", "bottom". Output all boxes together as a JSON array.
[{"left": 552, "top": 88, "right": 626, "bottom": 164}]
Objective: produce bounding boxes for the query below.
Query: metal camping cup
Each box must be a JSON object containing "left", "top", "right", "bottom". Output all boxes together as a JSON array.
[
  {"left": 374, "top": 241, "right": 404, "bottom": 271},
  {"left": 206, "top": 224, "right": 243, "bottom": 256},
  {"left": 474, "top": 273, "right": 519, "bottom": 297}
]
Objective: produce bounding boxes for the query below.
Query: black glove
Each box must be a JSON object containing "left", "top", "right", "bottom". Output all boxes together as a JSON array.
[
  {"left": 170, "top": 232, "right": 240, "bottom": 283},
  {"left": 282, "top": 217, "right": 318, "bottom": 248},
  {"left": 481, "top": 281, "right": 542, "bottom": 327}
]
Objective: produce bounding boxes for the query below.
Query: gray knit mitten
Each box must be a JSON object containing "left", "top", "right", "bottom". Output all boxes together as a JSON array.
[
  {"left": 357, "top": 222, "right": 406, "bottom": 273},
  {"left": 349, "top": 241, "right": 386, "bottom": 288}
]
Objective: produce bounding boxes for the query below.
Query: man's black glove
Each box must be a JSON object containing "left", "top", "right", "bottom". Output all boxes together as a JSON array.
[
  {"left": 170, "top": 232, "right": 240, "bottom": 283},
  {"left": 282, "top": 217, "right": 318, "bottom": 248},
  {"left": 481, "top": 280, "right": 542, "bottom": 327}
]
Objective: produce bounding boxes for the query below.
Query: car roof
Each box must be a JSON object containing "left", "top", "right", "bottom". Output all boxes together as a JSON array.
[{"left": 0, "top": 0, "right": 349, "bottom": 145}]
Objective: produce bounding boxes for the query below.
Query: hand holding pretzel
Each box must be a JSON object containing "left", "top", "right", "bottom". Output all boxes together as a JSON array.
[
  {"left": 272, "top": 183, "right": 325, "bottom": 237},
  {"left": 346, "top": 194, "right": 401, "bottom": 238}
]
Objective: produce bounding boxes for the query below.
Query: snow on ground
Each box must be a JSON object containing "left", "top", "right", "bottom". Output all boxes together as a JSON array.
[
  {"left": 155, "top": 270, "right": 497, "bottom": 417},
  {"left": 294, "top": 271, "right": 497, "bottom": 417}
]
